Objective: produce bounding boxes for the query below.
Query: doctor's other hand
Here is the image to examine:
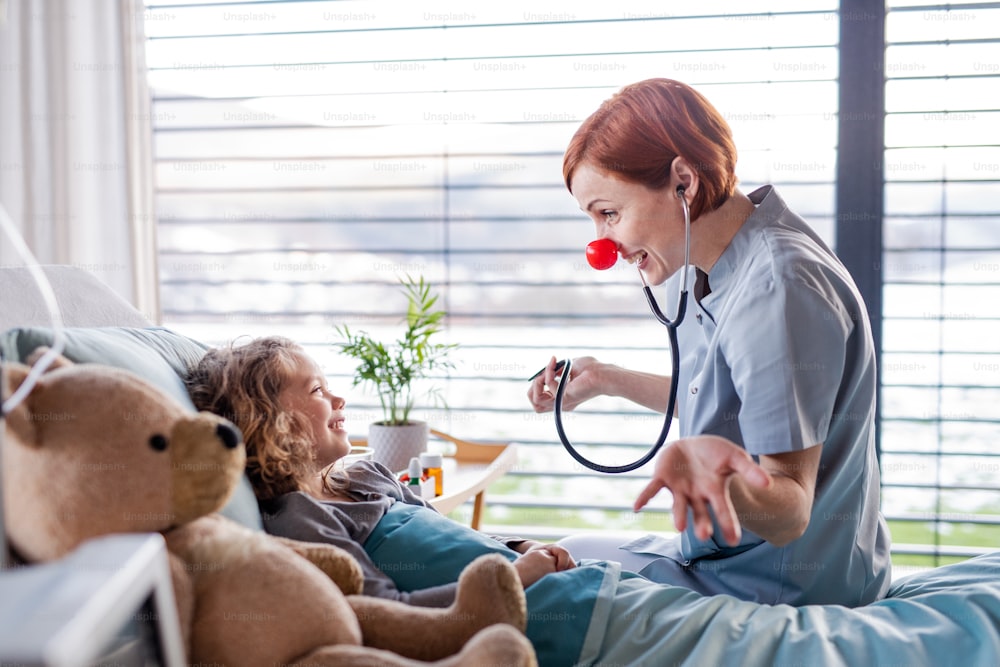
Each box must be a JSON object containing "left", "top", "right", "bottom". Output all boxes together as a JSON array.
[
  {"left": 633, "top": 435, "right": 772, "bottom": 547},
  {"left": 527, "top": 355, "right": 606, "bottom": 413}
]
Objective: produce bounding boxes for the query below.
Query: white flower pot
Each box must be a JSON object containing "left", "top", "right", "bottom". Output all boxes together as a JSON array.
[{"left": 368, "top": 420, "right": 429, "bottom": 473}]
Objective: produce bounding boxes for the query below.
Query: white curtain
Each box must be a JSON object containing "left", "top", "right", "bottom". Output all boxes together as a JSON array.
[{"left": 0, "top": 0, "right": 159, "bottom": 321}]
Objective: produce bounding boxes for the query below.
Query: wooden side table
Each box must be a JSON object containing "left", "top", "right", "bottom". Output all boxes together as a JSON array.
[
  {"left": 426, "top": 429, "right": 517, "bottom": 530},
  {"left": 350, "top": 429, "right": 517, "bottom": 530}
]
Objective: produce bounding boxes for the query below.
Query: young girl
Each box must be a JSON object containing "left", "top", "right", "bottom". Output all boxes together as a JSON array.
[{"left": 186, "top": 335, "right": 575, "bottom": 608}]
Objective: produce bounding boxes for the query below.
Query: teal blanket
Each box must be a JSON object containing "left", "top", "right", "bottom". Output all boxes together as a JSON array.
[
  {"left": 366, "top": 503, "right": 1000, "bottom": 666},
  {"left": 365, "top": 502, "right": 617, "bottom": 666}
]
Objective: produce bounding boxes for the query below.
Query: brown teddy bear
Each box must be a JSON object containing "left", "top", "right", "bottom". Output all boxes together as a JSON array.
[{"left": 1, "top": 354, "right": 536, "bottom": 667}]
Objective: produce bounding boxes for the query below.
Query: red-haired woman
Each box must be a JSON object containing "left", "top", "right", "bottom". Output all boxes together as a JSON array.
[{"left": 528, "top": 78, "right": 890, "bottom": 607}]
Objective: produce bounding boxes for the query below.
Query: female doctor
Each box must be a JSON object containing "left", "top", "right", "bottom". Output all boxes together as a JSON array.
[{"left": 527, "top": 78, "right": 891, "bottom": 607}]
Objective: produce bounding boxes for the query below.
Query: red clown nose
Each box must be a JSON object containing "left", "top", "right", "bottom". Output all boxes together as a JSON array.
[{"left": 586, "top": 238, "right": 618, "bottom": 270}]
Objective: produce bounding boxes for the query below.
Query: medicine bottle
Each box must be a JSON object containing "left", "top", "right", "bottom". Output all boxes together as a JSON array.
[
  {"left": 406, "top": 457, "right": 423, "bottom": 488},
  {"left": 420, "top": 452, "right": 444, "bottom": 497}
]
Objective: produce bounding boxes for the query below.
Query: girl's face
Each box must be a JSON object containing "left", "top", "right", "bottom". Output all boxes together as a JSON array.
[
  {"left": 570, "top": 161, "right": 686, "bottom": 287},
  {"left": 278, "top": 351, "right": 351, "bottom": 468}
]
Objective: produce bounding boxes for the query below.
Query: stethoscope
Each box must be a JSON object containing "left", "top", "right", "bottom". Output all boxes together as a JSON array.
[{"left": 551, "top": 184, "right": 691, "bottom": 473}]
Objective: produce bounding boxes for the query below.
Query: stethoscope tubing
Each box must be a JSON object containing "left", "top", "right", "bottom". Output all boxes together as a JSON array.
[{"left": 553, "top": 186, "right": 691, "bottom": 473}]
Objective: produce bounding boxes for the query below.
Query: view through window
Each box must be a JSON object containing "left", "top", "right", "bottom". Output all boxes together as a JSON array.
[
  {"left": 143, "top": 0, "right": 998, "bottom": 564},
  {"left": 881, "top": 1, "right": 1000, "bottom": 564}
]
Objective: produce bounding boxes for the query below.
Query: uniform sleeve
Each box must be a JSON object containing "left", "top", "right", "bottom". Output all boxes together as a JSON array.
[{"left": 724, "top": 265, "right": 852, "bottom": 456}]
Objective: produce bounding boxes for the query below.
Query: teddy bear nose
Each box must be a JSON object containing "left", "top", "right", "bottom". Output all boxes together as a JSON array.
[{"left": 216, "top": 422, "right": 242, "bottom": 449}]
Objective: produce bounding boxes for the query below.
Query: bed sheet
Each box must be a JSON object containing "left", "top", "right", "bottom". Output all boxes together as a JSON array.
[{"left": 582, "top": 551, "right": 1000, "bottom": 666}]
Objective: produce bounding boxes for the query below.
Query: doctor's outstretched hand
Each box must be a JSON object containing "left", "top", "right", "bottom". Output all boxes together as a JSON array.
[{"left": 634, "top": 435, "right": 773, "bottom": 547}]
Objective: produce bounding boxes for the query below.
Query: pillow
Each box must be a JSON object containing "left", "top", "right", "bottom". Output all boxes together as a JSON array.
[
  {"left": 0, "top": 326, "right": 208, "bottom": 410},
  {"left": 0, "top": 326, "right": 263, "bottom": 531}
]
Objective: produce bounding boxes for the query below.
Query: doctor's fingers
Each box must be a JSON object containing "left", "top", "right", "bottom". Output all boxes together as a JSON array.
[
  {"left": 633, "top": 477, "right": 667, "bottom": 513},
  {"left": 728, "top": 450, "right": 773, "bottom": 490},
  {"left": 687, "top": 495, "right": 716, "bottom": 542},
  {"left": 670, "top": 491, "right": 690, "bottom": 534},
  {"left": 527, "top": 358, "right": 560, "bottom": 411},
  {"left": 707, "top": 488, "right": 743, "bottom": 546},
  {"left": 527, "top": 381, "right": 555, "bottom": 412}
]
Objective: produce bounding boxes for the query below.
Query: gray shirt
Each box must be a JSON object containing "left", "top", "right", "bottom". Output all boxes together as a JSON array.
[
  {"left": 623, "top": 186, "right": 892, "bottom": 606},
  {"left": 261, "top": 460, "right": 519, "bottom": 607}
]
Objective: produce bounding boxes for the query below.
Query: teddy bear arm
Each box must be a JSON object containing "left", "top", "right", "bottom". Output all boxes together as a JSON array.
[
  {"left": 271, "top": 536, "right": 364, "bottom": 595},
  {"left": 346, "top": 554, "right": 527, "bottom": 662}
]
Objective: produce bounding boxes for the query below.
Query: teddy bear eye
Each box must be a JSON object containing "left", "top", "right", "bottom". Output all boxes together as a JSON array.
[{"left": 149, "top": 434, "right": 169, "bottom": 451}]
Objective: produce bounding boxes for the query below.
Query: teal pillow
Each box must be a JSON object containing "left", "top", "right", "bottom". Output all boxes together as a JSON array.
[{"left": 0, "top": 326, "right": 208, "bottom": 410}]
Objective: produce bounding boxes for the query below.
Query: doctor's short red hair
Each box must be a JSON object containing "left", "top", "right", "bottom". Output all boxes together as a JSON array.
[{"left": 563, "top": 78, "right": 738, "bottom": 221}]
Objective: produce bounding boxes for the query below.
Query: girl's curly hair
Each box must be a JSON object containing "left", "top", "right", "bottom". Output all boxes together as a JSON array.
[{"left": 186, "top": 336, "right": 345, "bottom": 501}]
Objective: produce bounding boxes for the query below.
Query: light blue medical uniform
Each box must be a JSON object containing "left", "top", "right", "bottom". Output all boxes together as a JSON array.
[{"left": 619, "top": 185, "right": 891, "bottom": 606}]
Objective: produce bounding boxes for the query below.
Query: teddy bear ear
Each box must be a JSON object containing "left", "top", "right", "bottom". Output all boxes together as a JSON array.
[{"left": 2, "top": 361, "right": 42, "bottom": 447}]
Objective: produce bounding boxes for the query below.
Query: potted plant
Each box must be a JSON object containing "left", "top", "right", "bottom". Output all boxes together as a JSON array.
[{"left": 333, "top": 275, "right": 457, "bottom": 472}]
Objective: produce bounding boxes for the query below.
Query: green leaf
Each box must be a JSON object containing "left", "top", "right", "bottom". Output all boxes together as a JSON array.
[{"left": 332, "top": 275, "right": 458, "bottom": 426}]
